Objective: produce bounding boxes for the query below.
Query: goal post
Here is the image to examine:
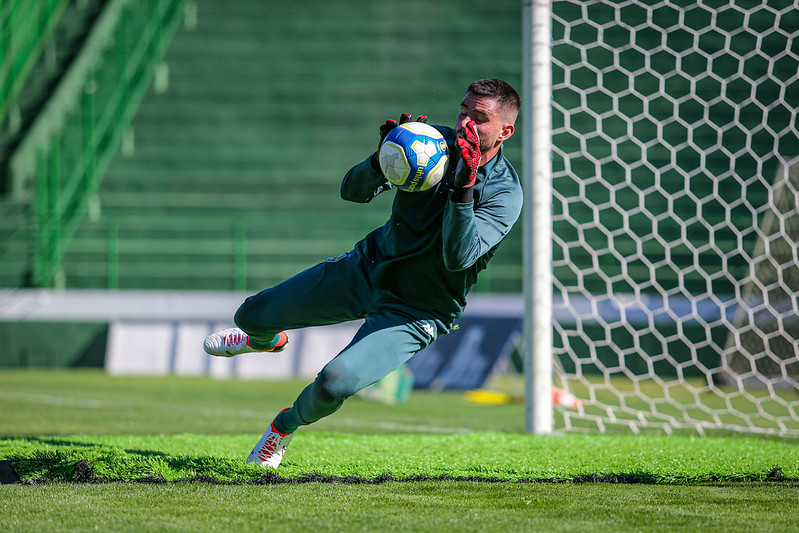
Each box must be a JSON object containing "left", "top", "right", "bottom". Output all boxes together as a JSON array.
[
  {"left": 524, "top": 0, "right": 799, "bottom": 437},
  {"left": 523, "top": 0, "right": 554, "bottom": 435}
]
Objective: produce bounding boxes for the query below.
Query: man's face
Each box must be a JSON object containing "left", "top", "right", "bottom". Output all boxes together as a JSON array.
[{"left": 455, "top": 91, "right": 515, "bottom": 160}]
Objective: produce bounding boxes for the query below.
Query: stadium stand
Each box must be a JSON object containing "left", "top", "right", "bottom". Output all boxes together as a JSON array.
[
  {"left": 45, "top": 0, "right": 524, "bottom": 292},
  {"left": 0, "top": 1, "right": 785, "bottom": 297},
  {"left": 0, "top": 0, "right": 104, "bottom": 287}
]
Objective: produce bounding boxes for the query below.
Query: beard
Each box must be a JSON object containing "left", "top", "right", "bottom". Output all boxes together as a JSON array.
[
  {"left": 455, "top": 125, "right": 494, "bottom": 154},
  {"left": 478, "top": 134, "right": 496, "bottom": 154}
]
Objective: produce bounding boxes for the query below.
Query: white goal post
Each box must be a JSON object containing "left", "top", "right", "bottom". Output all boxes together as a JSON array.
[
  {"left": 523, "top": 0, "right": 799, "bottom": 436},
  {"left": 523, "top": 0, "right": 554, "bottom": 434}
]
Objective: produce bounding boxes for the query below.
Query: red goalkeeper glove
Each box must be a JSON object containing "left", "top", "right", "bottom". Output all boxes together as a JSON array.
[
  {"left": 454, "top": 120, "right": 481, "bottom": 189},
  {"left": 370, "top": 113, "right": 428, "bottom": 173}
]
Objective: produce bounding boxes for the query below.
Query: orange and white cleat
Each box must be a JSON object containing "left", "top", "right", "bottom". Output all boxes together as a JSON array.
[
  {"left": 246, "top": 419, "right": 294, "bottom": 468},
  {"left": 203, "top": 328, "right": 288, "bottom": 357}
]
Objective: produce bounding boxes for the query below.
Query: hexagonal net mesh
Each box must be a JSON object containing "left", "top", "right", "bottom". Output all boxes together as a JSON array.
[{"left": 549, "top": 0, "right": 799, "bottom": 435}]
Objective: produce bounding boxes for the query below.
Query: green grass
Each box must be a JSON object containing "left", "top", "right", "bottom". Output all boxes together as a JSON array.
[
  {"left": 1, "top": 370, "right": 798, "bottom": 532},
  {"left": 2, "top": 432, "right": 797, "bottom": 484},
  {"left": 3, "top": 483, "right": 798, "bottom": 533}
]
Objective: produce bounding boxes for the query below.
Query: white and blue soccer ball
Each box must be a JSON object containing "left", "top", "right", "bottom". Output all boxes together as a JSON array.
[{"left": 378, "top": 122, "right": 449, "bottom": 192}]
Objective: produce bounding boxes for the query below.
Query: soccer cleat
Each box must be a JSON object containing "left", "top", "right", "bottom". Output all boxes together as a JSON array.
[
  {"left": 203, "top": 328, "right": 288, "bottom": 357},
  {"left": 246, "top": 420, "right": 294, "bottom": 468}
]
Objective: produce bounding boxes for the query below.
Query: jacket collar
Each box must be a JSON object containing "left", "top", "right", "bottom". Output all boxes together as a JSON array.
[{"left": 477, "top": 144, "right": 505, "bottom": 183}]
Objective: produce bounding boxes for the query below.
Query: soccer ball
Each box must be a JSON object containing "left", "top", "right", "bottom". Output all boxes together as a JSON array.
[{"left": 378, "top": 122, "right": 449, "bottom": 192}]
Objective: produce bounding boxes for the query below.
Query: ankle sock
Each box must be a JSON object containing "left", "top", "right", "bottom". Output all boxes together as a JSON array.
[{"left": 248, "top": 332, "right": 281, "bottom": 351}]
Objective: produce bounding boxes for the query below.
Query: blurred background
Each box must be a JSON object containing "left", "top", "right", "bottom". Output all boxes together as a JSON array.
[
  {"left": 0, "top": 0, "right": 523, "bottom": 293},
  {"left": 1, "top": 0, "right": 797, "bottom": 435},
  {"left": 0, "top": 0, "right": 523, "bottom": 393}
]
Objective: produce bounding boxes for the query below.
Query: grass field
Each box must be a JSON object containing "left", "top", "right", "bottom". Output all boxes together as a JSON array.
[{"left": 1, "top": 369, "right": 798, "bottom": 532}]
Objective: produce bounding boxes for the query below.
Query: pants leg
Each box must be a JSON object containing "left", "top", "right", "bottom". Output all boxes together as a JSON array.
[
  {"left": 275, "top": 311, "right": 440, "bottom": 433},
  {"left": 234, "top": 249, "right": 373, "bottom": 347}
]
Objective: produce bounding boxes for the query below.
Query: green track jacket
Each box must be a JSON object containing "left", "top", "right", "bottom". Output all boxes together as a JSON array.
[{"left": 340, "top": 126, "right": 523, "bottom": 328}]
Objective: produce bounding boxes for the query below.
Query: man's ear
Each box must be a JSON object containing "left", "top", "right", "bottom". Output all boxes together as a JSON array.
[{"left": 499, "top": 123, "right": 515, "bottom": 143}]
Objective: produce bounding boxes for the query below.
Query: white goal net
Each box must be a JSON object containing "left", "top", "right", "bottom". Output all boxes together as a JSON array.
[{"left": 547, "top": 0, "right": 799, "bottom": 436}]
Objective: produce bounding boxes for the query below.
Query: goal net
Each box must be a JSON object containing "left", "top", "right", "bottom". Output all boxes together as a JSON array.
[{"left": 548, "top": 0, "right": 799, "bottom": 436}]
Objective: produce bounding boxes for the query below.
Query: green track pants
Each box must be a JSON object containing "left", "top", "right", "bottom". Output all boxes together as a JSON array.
[{"left": 234, "top": 248, "right": 442, "bottom": 433}]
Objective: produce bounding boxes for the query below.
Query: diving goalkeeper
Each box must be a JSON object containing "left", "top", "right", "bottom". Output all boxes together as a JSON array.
[{"left": 204, "top": 79, "right": 523, "bottom": 467}]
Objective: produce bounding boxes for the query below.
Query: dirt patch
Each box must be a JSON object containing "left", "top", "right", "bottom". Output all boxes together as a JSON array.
[
  {"left": 73, "top": 459, "right": 102, "bottom": 483},
  {"left": 0, "top": 461, "right": 20, "bottom": 484}
]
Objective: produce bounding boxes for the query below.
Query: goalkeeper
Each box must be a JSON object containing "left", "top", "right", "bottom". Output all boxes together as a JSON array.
[{"left": 204, "top": 79, "right": 523, "bottom": 467}]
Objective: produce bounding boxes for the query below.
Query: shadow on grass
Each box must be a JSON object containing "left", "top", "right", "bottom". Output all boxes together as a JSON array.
[
  {"left": 3, "top": 438, "right": 795, "bottom": 486},
  {"left": 5, "top": 454, "right": 795, "bottom": 486}
]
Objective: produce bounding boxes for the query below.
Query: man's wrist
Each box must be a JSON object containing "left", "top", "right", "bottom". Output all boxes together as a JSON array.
[
  {"left": 450, "top": 186, "right": 474, "bottom": 203},
  {"left": 369, "top": 152, "right": 383, "bottom": 174}
]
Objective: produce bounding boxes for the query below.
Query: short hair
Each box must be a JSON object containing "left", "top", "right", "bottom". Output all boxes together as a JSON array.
[{"left": 467, "top": 79, "right": 521, "bottom": 120}]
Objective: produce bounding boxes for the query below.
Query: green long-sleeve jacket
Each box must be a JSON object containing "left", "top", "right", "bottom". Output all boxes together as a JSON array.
[{"left": 340, "top": 125, "right": 523, "bottom": 329}]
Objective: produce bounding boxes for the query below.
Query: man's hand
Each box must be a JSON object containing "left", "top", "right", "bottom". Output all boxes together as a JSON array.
[
  {"left": 370, "top": 113, "right": 428, "bottom": 173},
  {"left": 454, "top": 120, "right": 481, "bottom": 189}
]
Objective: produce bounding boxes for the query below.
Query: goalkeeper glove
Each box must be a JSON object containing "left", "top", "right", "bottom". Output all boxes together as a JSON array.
[
  {"left": 370, "top": 113, "right": 428, "bottom": 173},
  {"left": 454, "top": 120, "right": 481, "bottom": 189}
]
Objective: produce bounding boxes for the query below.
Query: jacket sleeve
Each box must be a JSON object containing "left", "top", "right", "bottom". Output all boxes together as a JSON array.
[
  {"left": 441, "top": 187, "right": 522, "bottom": 271},
  {"left": 340, "top": 156, "right": 392, "bottom": 203}
]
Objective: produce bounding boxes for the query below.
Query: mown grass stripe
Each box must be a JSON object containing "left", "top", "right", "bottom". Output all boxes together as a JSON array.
[
  {"left": 10, "top": 459, "right": 797, "bottom": 486},
  {"left": 0, "top": 391, "right": 471, "bottom": 434},
  {"left": 3, "top": 432, "right": 797, "bottom": 485}
]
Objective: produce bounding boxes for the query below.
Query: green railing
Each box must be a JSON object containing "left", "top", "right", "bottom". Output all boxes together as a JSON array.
[
  {"left": 8, "top": 0, "right": 186, "bottom": 287},
  {"left": 101, "top": 216, "right": 255, "bottom": 292},
  {"left": 64, "top": 214, "right": 520, "bottom": 293},
  {"left": 0, "top": 0, "right": 69, "bottom": 126}
]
